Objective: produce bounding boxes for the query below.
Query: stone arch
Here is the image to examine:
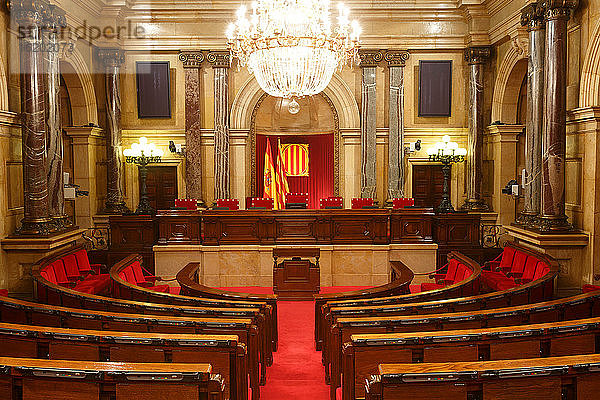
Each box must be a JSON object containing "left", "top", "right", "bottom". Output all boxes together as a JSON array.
[
  {"left": 230, "top": 72, "right": 359, "bottom": 129},
  {"left": 491, "top": 46, "right": 528, "bottom": 124},
  {"left": 580, "top": 21, "right": 600, "bottom": 107},
  {"left": 59, "top": 48, "right": 98, "bottom": 125}
]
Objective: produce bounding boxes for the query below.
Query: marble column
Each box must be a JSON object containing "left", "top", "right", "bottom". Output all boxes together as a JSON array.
[
  {"left": 359, "top": 50, "right": 382, "bottom": 199},
  {"left": 98, "top": 48, "right": 130, "bottom": 214},
  {"left": 537, "top": 0, "right": 578, "bottom": 232},
  {"left": 43, "top": 5, "right": 70, "bottom": 230},
  {"left": 208, "top": 51, "right": 230, "bottom": 200},
  {"left": 385, "top": 50, "right": 409, "bottom": 202},
  {"left": 461, "top": 46, "right": 491, "bottom": 211},
  {"left": 179, "top": 51, "right": 206, "bottom": 207},
  {"left": 517, "top": 3, "right": 545, "bottom": 226},
  {"left": 11, "top": 0, "right": 53, "bottom": 235}
]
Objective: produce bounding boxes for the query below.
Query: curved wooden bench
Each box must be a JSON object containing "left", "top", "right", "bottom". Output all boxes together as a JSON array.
[
  {"left": 365, "top": 354, "right": 600, "bottom": 400},
  {"left": 325, "top": 289, "right": 600, "bottom": 397},
  {"left": 315, "top": 252, "right": 481, "bottom": 351},
  {"left": 344, "top": 316, "right": 600, "bottom": 400},
  {"left": 0, "top": 294, "right": 263, "bottom": 399},
  {"left": 0, "top": 357, "right": 223, "bottom": 400},
  {"left": 0, "top": 322, "right": 246, "bottom": 400},
  {"left": 111, "top": 256, "right": 278, "bottom": 354},
  {"left": 176, "top": 261, "right": 279, "bottom": 351},
  {"left": 317, "top": 245, "right": 558, "bottom": 350}
]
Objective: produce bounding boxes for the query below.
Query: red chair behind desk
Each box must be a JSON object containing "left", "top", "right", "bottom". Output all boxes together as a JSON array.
[
  {"left": 174, "top": 199, "right": 197, "bottom": 210},
  {"left": 248, "top": 197, "right": 274, "bottom": 210},
  {"left": 392, "top": 198, "right": 415, "bottom": 209},
  {"left": 583, "top": 284, "right": 600, "bottom": 293},
  {"left": 215, "top": 198, "right": 239, "bottom": 210},
  {"left": 285, "top": 193, "right": 309, "bottom": 209},
  {"left": 351, "top": 198, "right": 375, "bottom": 209},
  {"left": 320, "top": 197, "right": 343, "bottom": 209}
]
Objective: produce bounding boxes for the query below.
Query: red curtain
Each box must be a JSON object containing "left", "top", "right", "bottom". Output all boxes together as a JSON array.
[{"left": 256, "top": 134, "right": 334, "bottom": 209}]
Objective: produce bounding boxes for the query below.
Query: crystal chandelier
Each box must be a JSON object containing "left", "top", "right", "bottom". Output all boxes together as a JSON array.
[{"left": 226, "top": 0, "right": 361, "bottom": 100}]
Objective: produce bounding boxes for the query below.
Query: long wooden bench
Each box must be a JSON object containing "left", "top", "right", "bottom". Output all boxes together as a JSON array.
[
  {"left": 317, "top": 244, "right": 558, "bottom": 350},
  {"left": 0, "top": 356, "right": 224, "bottom": 400},
  {"left": 112, "top": 256, "right": 279, "bottom": 354},
  {"left": 313, "top": 260, "right": 416, "bottom": 351},
  {"left": 365, "top": 354, "right": 600, "bottom": 400},
  {"left": 33, "top": 256, "right": 274, "bottom": 371},
  {"left": 325, "top": 290, "right": 600, "bottom": 398},
  {"left": 177, "top": 261, "right": 280, "bottom": 351},
  {"left": 0, "top": 294, "right": 263, "bottom": 399},
  {"left": 0, "top": 322, "right": 246, "bottom": 400},
  {"left": 343, "top": 316, "right": 600, "bottom": 400}
]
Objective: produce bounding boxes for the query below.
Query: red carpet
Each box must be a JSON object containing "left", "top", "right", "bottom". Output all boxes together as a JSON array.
[{"left": 216, "top": 287, "right": 371, "bottom": 399}]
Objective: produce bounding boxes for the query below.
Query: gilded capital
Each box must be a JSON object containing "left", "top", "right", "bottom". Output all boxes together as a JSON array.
[
  {"left": 541, "top": 0, "right": 579, "bottom": 20},
  {"left": 42, "top": 4, "right": 66, "bottom": 31},
  {"left": 9, "top": 0, "right": 48, "bottom": 26},
  {"left": 384, "top": 50, "right": 410, "bottom": 67},
  {"left": 358, "top": 49, "right": 383, "bottom": 68},
  {"left": 521, "top": 3, "right": 545, "bottom": 31},
  {"left": 464, "top": 46, "right": 491, "bottom": 65},
  {"left": 179, "top": 51, "right": 205, "bottom": 68},
  {"left": 98, "top": 48, "right": 125, "bottom": 67},
  {"left": 206, "top": 51, "right": 231, "bottom": 68}
]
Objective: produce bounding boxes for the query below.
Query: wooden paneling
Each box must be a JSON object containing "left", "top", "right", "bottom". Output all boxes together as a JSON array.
[
  {"left": 483, "top": 377, "right": 562, "bottom": 400},
  {"left": 157, "top": 210, "right": 201, "bottom": 244},
  {"left": 23, "top": 379, "right": 99, "bottom": 400},
  {"left": 109, "top": 215, "right": 157, "bottom": 273},
  {"left": 433, "top": 213, "right": 481, "bottom": 267},
  {"left": 144, "top": 166, "right": 178, "bottom": 211},
  {"left": 412, "top": 164, "right": 445, "bottom": 208},
  {"left": 273, "top": 259, "right": 320, "bottom": 300}
]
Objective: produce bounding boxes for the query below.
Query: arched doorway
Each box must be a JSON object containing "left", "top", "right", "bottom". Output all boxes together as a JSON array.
[{"left": 250, "top": 94, "right": 339, "bottom": 208}]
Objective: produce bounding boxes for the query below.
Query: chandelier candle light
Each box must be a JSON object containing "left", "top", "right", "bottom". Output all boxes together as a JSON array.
[
  {"left": 226, "top": 0, "right": 361, "bottom": 112},
  {"left": 123, "top": 137, "right": 164, "bottom": 215},
  {"left": 426, "top": 135, "right": 467, "bottom": 213}
]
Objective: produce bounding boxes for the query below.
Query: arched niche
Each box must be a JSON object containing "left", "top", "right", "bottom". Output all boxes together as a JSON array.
[
  {"left": 249, "top": 92, "right": 341, "bottom": 198},
  {"left": 59, "top": 48, "right": 98, "bottom": 126},
  {"left": 580, "top": 21, "right": 600, "bottom": 107},
  {"left": 491, "top": 47, "right": 528, "bottom": 124}
]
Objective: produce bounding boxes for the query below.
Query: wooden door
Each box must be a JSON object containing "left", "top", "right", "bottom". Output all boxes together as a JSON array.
[
  {"left": 412, "top": 164, "right": 446, "bottom": 208},
  {"left": 142, "top": 166, "right": 178, "bottom": 211}
]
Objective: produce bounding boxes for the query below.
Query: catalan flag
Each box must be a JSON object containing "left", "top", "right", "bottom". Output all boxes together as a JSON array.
[
  {"left": 280, "top": 143, "right": 309, "bottom": 177},
  {"left": 275, "top": 139, "right": 290, "bottom": 209},
  {"left": 263, "top": 138, "right": 277, "bottom": 204}
]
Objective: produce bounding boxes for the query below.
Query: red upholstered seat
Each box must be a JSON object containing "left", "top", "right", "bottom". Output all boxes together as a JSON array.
[
  {"left": 0, "top": 289, "right": 8, "bottom": 297},
  {"left": 130, "top": 261, "right": 158, "bottom": 287},
  {"left": 73, "top": 249, "right": 102, "bottom": 275},
  {"left": 73, "top": 274, "right": 110, "bottom": 294},
  {"left": 419, "top": 282, "right": 444, "bottom": 291},
  {"left": 62, "top": 254, "right": 81, "bottom": 280},
  {"left": 41, "top": 267, "right": 58, "bottom": 285},
  {"left": 51, "top": 260, "right": 71, "bottom": 286},
  {"left": 583, "top": 284, "right": 600, "bottom": 293}
]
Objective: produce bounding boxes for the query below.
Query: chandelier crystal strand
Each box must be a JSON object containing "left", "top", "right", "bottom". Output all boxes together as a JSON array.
[{"left": 227, "top": 0, "right": 360, "bottom": 99}]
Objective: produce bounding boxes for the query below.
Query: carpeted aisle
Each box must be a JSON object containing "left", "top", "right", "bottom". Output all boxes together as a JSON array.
[{"left": 219, "top": 286, "right": 370, "bottom": 400}]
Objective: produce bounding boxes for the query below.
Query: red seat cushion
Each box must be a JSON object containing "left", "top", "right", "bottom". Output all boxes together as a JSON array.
[
  {"left": 420, "top": 282, "right": 444, "bottom": 292},
  {"left": 41, "top": 266, "right": 58, "bottom": 285},
  {"left": 62, "top": 254, "right": 81, "bottom": 280},
  {"left": 498, "top": 246, "right": 517, "bottom": 271},
  {"left": 510, "top": 251, "right": 529, "bottom": 276},
  {"left": 409, "top": 284, "right": 422, "bottom": 294},
  {"left": 131, "top": 261, "right": 148, "bottom": 285},
  {"left": 51, "top": 260, "right": 70, "bottom": 286},
  {"left": 74, "top": 274, "right": 110, "bottom": 294},
  {"left": 74, "top": 249, "right": 93, "bottom": 274},
  {"left": 482, "top": 270, "right": 516, "bottom": 291},
  {"left": 444, "top": 259, "right": 459, "bottom": 282},
  {"left": 583, "top": 284, "right": 600, "bottom": 293},
  {"left": 0, "top": 289, "right": 8, "bottom": 297}
]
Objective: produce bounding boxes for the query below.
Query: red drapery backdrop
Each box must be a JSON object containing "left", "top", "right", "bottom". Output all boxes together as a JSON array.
[{"left": 256, "top": 133, "right": 334, "bottom": 209}]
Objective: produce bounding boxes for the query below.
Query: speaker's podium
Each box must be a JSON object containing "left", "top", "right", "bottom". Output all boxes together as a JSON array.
[{"left": 272, "top": 248, "right": 320, "bottom": 300}]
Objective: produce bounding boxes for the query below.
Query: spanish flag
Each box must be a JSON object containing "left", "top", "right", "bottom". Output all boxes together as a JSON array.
[
  {"left": 275, "top": 139, "right": 290, "bottom": 209},
  {"left": 263, "top": 138, "right": 277, "bottom": 205}
]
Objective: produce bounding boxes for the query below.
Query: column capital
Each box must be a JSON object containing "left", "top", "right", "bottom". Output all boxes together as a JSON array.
[
  {"left": 521, "top": 2, "right": 546, "bottom": 31},
  {"left": 384, "top": 50, "right": 410, "bottom": 67},
  {"left": 179, "top": 51, "right": 205, "bottom": 68},
  {"left": 542, "top": 0, "right": 579, "bottom": 20},
  {"left": 41, "top": 4, "right": 66, "bottom": 30},
  {"left": 97, "top": 48, "right": 125, "bottom": 67},
  {"left": 464, "top": 46, "right": 491, "bottom": 65},
  {"left": 206, "top": 51, "right": 231, "bottom": 68},
  {"left": 358, "top": 49, "right": 383, "bottom": 68},
  {"left": 9, "top": 0, "right": 48, "bottom": 26}
]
